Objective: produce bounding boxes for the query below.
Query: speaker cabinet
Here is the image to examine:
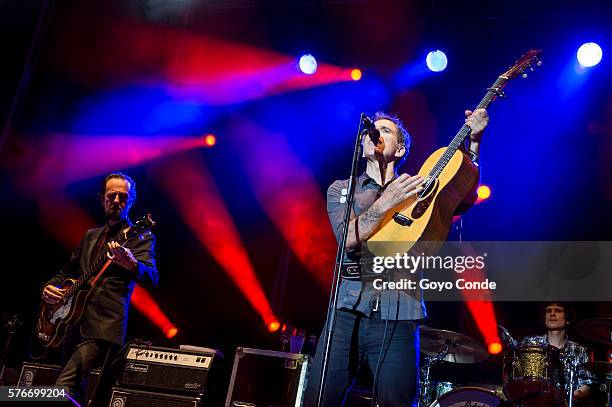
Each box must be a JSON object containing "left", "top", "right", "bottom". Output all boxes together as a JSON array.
[
  {"left": 18, "top": 362, "right": 101, "bottom": 401},
  {"left": 108, "top": 387, "right": 201, "bottom": 407},
  {"left": 225, "top": 347, "right": 308, "bottom": 407}
]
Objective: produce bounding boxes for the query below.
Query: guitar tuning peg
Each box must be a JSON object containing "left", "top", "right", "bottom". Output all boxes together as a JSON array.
[
  {"left": 536, "top": 60, "right": 543, "bottom": 67},
  {"left": 522, "top": 73, "right": 528, "bottom": 78},
  {"left": 529, "top": 66, "right": 534, "bottom": 71}
]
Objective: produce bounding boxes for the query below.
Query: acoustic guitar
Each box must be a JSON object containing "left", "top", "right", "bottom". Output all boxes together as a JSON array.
[
  {"left": 367, "top": 50, "right": 542, "bottom": 256},
  {"left": 36, "top": 214, "right": 155, "bottom": 348}
]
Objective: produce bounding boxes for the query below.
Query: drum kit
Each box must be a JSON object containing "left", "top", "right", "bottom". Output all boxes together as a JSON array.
[{"left": 417, "top": 318, "right": 612, "bottom": 407}]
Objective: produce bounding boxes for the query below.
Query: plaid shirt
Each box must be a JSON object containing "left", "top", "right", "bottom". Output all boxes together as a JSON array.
[
  {"left": 522, "top": 335, "right": 594, "bottom": 391},
  {"left": 327, "top": 173, "right": 426, "bottom": 321}
]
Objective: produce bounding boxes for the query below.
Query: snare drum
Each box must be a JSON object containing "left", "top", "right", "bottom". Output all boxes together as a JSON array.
[
  {"left": 503, "top": 344, "right": 564, "bottom": 406},
  {"left": 429, "top": 387, "right": 501, "bottom": 407}
]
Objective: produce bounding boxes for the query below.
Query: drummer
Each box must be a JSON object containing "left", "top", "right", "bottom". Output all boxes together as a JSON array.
[{"left": 522, "top": 302, "right": 595, "bottom": 401}]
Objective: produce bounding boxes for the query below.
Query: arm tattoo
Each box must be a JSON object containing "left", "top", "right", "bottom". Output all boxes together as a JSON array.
[
  {"left": 347, "top": 206, "right": 384, "bottom": 246},
  {"left": 360, "top": 206, "right": 383, "bottom": 229}
]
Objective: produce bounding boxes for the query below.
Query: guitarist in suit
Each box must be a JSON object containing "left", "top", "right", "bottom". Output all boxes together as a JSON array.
[
  {"left": 304, "top": 109, "right": 488, "bottom": 406},
  {"left": 41, "top": 172, "right": 158, "bottom": 405}
]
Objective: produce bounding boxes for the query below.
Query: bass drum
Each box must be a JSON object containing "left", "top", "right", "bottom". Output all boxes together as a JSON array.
[
  {"left": 429, "top": 387, "right": 502, "bottom": 407},
  {"left": 468, "top": 383, "right": 508, "bottom": 401},
  {"left": 424, "top": 381, "right": 457, "bottom": 405}
]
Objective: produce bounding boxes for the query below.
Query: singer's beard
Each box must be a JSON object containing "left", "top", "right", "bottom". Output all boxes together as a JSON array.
[{"left": 106, "top": 207, "right": 126, "bottom": 222}]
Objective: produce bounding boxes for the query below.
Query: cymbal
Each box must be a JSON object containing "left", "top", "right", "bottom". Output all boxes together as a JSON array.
[
  {"left": 420, "top": 327, "right": 489, "bottom": 364},
  {"left": 575, "top": 318, "right": 612, "bottom": 344},
  {"left": 583, "top": 361, "right": 612, "bottom": 379}
]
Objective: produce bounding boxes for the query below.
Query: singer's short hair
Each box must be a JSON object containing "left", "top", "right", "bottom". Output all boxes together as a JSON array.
[{"left": 373, "top": 111, "right": 411, "bottom": 167}]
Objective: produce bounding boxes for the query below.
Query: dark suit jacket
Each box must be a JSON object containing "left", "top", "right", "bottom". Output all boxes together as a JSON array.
[{"left": 46, "top": 220, "right": 158, "bottom": 345}]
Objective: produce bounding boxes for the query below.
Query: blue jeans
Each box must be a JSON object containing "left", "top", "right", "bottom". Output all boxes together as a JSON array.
[{"left": 304, "top": 309, "right": 418, "bottom": 407}]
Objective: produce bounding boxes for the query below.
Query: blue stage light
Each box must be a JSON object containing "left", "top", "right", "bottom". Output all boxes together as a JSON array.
[
  {"left": 299, "top": 54, "right": 318, "bottom": 75},
  {"left": 426, "top": 50, "right": 448, "bottom": 72},
  {"left": 576, "top": 42, "right": 602, "bottom": 67}
]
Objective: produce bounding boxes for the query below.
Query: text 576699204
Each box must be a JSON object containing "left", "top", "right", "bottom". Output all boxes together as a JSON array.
[{"left": 0, "top": 387, "right": 68, "bottom": 402}]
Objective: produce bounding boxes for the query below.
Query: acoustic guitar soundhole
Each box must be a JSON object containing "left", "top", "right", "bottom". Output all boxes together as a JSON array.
[{"left": 411, "top": 181, "right": 438, "bottom": 219}]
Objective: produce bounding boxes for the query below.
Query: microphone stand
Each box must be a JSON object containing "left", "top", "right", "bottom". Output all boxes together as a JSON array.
[
  {"left": 567, "top": 355, "right": 578, "bottom": 407},
  {"left": 0, "top": 315, "right": 22, "bottom": 385},
  {"left": 316, "top": 114, "right": 367, "bottom": 407},
  {"left": 418, "top": 348, "right": 448, "bottom": 407}
]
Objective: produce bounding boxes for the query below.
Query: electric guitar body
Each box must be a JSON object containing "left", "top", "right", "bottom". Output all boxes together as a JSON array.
[{"left": 37, "top": 279, "right": 91, "bottom": 348}]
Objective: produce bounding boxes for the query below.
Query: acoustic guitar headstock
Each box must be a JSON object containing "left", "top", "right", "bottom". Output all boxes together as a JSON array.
[{"left": 500, "top": 49, "right": 543, "bottom": 80}]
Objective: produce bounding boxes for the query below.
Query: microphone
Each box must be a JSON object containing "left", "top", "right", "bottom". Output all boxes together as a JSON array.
[
  {"left": 498, "top": 324, "right": 518, "bottom": 347},
  {"left": 362, "top": 115, "right": 381, "bottom": 145}
]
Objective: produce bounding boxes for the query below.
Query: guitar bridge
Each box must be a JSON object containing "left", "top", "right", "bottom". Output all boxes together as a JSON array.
[{"left": 393, "top": 212, "right": 413, "bottom": 226}]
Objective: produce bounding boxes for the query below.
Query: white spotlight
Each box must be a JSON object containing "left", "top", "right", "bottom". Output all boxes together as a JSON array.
[
  {"left": 577, "top": 42, "right": 602, "bottom": 68},
  {"left": 426, "top": 50, "right": 448, "bottom": 72},
  {"left": 299, "top": 54, "right": 318, "bottom": 75}
]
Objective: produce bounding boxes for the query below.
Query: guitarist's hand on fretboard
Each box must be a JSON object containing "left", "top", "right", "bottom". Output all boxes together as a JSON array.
[
  {"left": 465, "top": 108, "right": 489, "bottom": 143},
  {"left": 107, "top": 241, "right": 138, "bottom": 272},
  {"left": 42, "top": 285, "right": 65, "bottom": 305}
]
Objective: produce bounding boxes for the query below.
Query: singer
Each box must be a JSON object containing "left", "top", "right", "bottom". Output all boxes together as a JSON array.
[{"left": 303, "top": 110, "right": 488, "bottom": 406}]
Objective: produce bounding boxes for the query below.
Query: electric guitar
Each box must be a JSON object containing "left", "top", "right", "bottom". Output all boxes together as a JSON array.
[
  {"left": 366, "top": 50, "right": 542, "bottom": 257},
  {"left": 36, "top": 214, "right": 155, "bottom": 347}
]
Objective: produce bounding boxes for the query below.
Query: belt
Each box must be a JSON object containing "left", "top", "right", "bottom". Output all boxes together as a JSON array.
[
  {"left": 339, "top": 259, "right": 383, "bottom": 281},
  {"left": 340, "top": 262, "right": 360, "bottom": 281}
]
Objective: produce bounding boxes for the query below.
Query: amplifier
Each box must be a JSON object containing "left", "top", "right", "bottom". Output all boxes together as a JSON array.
[
  {"left": 108, "top": 387, "right": 201, "bottom": 407},
  {"left": 224, "top": 347, "right": 309, "bottom": 407},
  {"left": 18, "top": 363, "right": 62, "bottom": 386},
  {"left": 117, "top": 345, "right": 220, "bottom": 396},
  {"left": 18, "top": 362, "right": 100, "bottom": 401}
]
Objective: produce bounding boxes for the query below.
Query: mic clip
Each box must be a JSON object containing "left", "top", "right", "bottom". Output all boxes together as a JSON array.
[{"left": 361, "top": 115, "right": 381, "bottom": 145}]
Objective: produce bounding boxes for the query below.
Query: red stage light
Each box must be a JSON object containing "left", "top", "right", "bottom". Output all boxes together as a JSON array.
[
  {"left": 165, "top": 327, "right": 179, "bottom": 339},
  {"left": 230, "top": 119, "right": 336, "bottom": 288},
  {"left": 477, "top": 185, "right": 491, "bottom": 200},
  {"left": 131, "top": 285, "right": 180, "bottom": 339},
  {"left": 465, "top": 300, "right": 501, "bottom": 346},
  {"left": 452, "top": 243, "right": 501, "bottom": 348},
  {"left": 157, "top": 154, "right": 278, "bottom": 327},
  {"left": 488, "top": 342, "right": 503, "bottom": 355},
  {"left": 350, "top": 68, "right": 362, "bottom": 81},
  {"left": 34, "top": 192, "right": 98, "bottom": 249},
  {"left": 202, "top": 134, "right": 216, "bottom": 147},
  {"left": 268, "top": 321, "right": 281, "bottom": 332},
  {"left": 13, "top": 134, "right": 206, "bottom": 189},
  {"left": 46, "top": 14, "right": 357, "bottom": 105}
]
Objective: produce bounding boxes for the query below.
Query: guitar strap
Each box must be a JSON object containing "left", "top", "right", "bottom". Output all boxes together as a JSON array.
[{"left": 89, "top": 227, "right": 109, "bottom": 268}]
